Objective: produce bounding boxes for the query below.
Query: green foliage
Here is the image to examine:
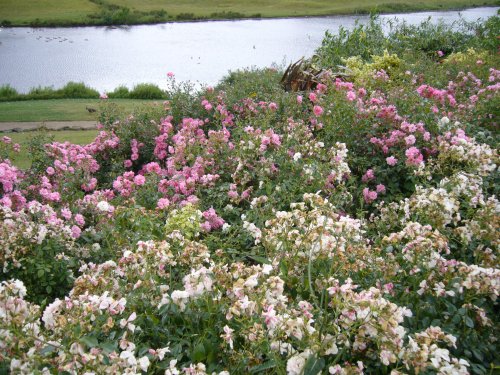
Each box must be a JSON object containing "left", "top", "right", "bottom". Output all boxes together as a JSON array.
[
  {"left": 0, "top": 85, "right": 20, "bottom": 101},
  {"left": 107, "top": 85, "right": 130, "bottom": 99},
  {"left": 164, "top": 205, "right": 202, "bottom": 240},
  {"left": 25, "top": 129, "right": 56, "bottom": 175},
  {"left": 315, "top": 15, "right": 500, "bottom": 68},
  {"left": 164, "top": 78, "right": 202, "bottom": 123},
  {"left": 0, "top": 83, "right": 168, "bottom": 102},
  {"left": 210, "top": 11, "right": 245, "bottom": 19},
  {"left": 57, "top": 82, "right": 99, "bottom": 99},
  {"left": 5, "top": 238, "right": 75, "bottom": 307},
  {"left": 217, "top": 67, "right": 284, "bottom": 103},
  {"left": 27, "top": 86, "right": 59, "bottom": 100},
  {"left": 129, "top": 83, "right": 166, "bottom": 100},
  {"left": 316, "top": 16, "right": 386, "bottom": 68}
]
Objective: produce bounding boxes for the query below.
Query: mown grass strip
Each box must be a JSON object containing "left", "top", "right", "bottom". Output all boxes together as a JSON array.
[{"left": 0, "top": 99, "right": 161, "bottom": 122}]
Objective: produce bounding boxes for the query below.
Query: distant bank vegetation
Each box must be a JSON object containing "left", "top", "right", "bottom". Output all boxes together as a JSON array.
[
  {"left": 0, "top": 0, "right": 499, "bottom": 27},
  {"left": 0, "top": 82, "right": 168, "bottom": 101}
]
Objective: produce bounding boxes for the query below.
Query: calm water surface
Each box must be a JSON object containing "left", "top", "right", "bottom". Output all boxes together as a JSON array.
[{"left": 0, "top": 7, "right": 498, "bottom": 93}]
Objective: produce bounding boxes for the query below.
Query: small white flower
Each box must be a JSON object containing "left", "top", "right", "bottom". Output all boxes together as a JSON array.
[
  {"left": 286, "top": 350, "right": 312, "bottom": 375},
  {"left": 96, "top": 200, "right": 111, "bottom": 212},
  {"left": 120, "top": 350, "right": 137, "bottom": 366},
  {"left": 262, "top": 264, "right": 273, "bottom": 275},
  {"left": 157, "top": 346, "right": 170, "bottom": 360},
  {"left": 138, "top": 356, "right": 150, "bottom": 372}
]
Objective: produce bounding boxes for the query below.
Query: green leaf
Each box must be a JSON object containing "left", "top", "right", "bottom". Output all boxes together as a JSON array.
[
  {"left": 203, "top": 339, "right": 217, "bottom": 363},
  {"left": 303, "top": 355, "right": 325, "bottom": 375},
  {"left": 40, "top": 344, "right": 57, "bottom": 356},
  {"left": 192, "top": 342, "right": 206, "bottom": 362},
  {"left": 471, "top": 348, "right": 483, "bottom": 362},
  {"left": 280, "top": 260, "right": 288, "bottom": 277},
  {"left": 37, "top": 269, "right": 45, "bottom": 277},
  {"left": 465, "top": 316, "right": 475, "bottom": 328},
  {"left": 250, "top": 360, "right": 276, "bottom": 373},
  {"left": 80, "top": 335, "right": 99, "bottom": 348},
  {"left": 247, "top": 255, "right": 271, "bottom": 264},
  {"left": 100, "top": 341, "right": 117, "bottom": 354}
]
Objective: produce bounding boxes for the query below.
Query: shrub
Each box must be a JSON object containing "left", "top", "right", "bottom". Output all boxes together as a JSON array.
[
  {"left": 217, "top": 67, "right": 284, "bottom": 105},
  {"left": 107, "top": 85, "right": 130, "bottom": 99},
  {"left": 129, "top": 83, "right": 166, "bottom": 99},
  {"left": 57, "top": 82, "right": 99, "bottom": 99},
  {"left": 0, "top": 84, "right": 19, "bottom": 101},
  {"left": 27, "top": 86, "right": 58, "bottom": 100}
]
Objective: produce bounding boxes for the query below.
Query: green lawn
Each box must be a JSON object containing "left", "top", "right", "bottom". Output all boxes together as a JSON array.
[
  {"left": 0, "top": 0, "right": 99, "bottom": 24},
  {"left": 114, "top": 0, "right": 500, "bottom": 17},
  {"left": 1, "top": 129, "right": 99, "bottom": 169},
  {"left": 1, "top": 0, "right": 498, "bottom": 26},
  {"left": 0, "top": 99, "right": 161, "bottom": 122}
]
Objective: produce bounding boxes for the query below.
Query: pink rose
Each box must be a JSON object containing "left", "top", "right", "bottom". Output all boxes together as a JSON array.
[{"left": 313, "top": 105, "right": 324, "bottom": 117}]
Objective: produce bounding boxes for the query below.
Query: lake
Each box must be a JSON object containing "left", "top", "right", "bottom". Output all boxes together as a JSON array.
[{"left": 0, "top": 6, "right": 498, "bottom": 93}]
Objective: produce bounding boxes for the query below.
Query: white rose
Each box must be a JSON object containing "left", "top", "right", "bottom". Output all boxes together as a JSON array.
[{"left": 96, "top": 201, "right": 110, "bottom": 212}]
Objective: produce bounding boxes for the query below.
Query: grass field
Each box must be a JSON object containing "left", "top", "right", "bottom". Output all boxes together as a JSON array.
[
  {"left": 0, "top": 0, "right": 100, "bottom": 25},
  {"left": 0, "top": 99, "right": 161, "bottom": 122},
  {"left": 1, "top": 0, "right": 498, "bottom": 26},
  {"left": 1, "top": 129, "right": 98, "bottom": 169},
  {"left": 114, "top": 0, "right": 500, "bottom": 17}
]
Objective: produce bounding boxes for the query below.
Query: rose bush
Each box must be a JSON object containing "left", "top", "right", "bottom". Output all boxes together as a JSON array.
[{"left": 1, "top": 15, "right": 499, "bottom": 374}]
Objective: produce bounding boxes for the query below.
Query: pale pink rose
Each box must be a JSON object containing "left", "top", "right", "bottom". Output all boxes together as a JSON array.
[
  {"left": 134, "top": 175, "right": 146, "bottom": 186},
  {"left": 386, "top": 156, "right": 398, "bottom": 166},
  {"left": 313, "top": 105, "right": 324, "bottom": 117},
  {"left": 157, "top": 198, "right": 170, "bottom": 209},
  {"left": 71, "top": 225, "right": 81, "bottom": 239}
]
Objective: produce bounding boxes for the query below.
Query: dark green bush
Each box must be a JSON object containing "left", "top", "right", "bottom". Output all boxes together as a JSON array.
[
  {"left": 129, "top": 83, "right": 166, "bottom": 99},
  {"left": 0, "top": 85, "right": 20, "bottom": 101},
  {"left": 210, "top": 11, "right": 245, "bottom": 19},
  {"left": 57, "top": 82, "right": 99, "bottom": 99},
  {"left": 5, "top": 238, "right": 76, "bottom": 306},
  {"left": 27, "top": 86, "right": 58, "bottom": 100},
  {"left": 217, "top": 67, "right": 284, "bottom": 104},
  {"left": 108, "top": 85, "right": 130, "bottom": 99},
  {"left": 176, "top": 12, "right": 199, "bottom": 20}
]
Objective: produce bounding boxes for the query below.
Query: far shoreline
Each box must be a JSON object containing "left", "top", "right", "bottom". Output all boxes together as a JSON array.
[{"left": 1, "top": 4, "right": 498, "bottom": 29}]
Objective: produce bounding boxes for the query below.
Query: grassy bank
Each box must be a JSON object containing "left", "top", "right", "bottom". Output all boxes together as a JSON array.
[
  {"left": 0, "top": 0, "right": 498, "bottom": 26},
  {"left": 0, "top": 99, "right": 161, "bottom": 122}
]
